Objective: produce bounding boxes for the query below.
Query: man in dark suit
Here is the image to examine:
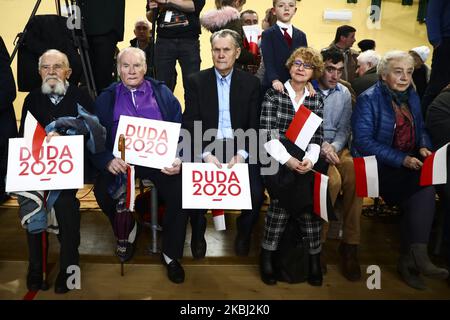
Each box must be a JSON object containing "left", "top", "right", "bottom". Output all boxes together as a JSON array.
[{"left": 183, "top": 29, "right": 264, "bottom": 258}]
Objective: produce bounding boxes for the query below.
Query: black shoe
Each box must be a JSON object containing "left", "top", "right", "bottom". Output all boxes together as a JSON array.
[
  {"left": 162, "top": 255, "right": 185, "bottom": 284},
  {"left": 235, "top": 232, "right": 251, "bottom": 257},
  {"left": 26, "top": 264, "right": 44, "bottom": 291},
  {"left": 308, "top": 253, "right": 323, "bottom": 286},
  {"left": 191, "top": 237, "right": 207, "bottom": 259},
  {"left": 260, "top": 249, "right": 277, "bottom": 285},
  {"left": 54, "top": 272, "right": 70, "bottom": 294}
]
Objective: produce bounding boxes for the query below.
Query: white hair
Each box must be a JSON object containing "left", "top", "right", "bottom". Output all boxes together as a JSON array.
[
  {"left": 134, "top": 18, "right": 150, "bottom": 29},
  {"left": 357, "top": 50, "right": 380, "bottom": 67},
  {"left": 38, "top": 49, "right": 70, "bottom": 70},
  {"left": 377, "top": 50, "right": 414, "bottom": 77},
  {"left": 116, "top": 47, "right": 147, "bottom": 74}
]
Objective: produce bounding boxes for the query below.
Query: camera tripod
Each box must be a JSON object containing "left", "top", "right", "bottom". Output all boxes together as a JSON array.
[{"left": 10, "top": 0, "right": 97, "bottom": 98}]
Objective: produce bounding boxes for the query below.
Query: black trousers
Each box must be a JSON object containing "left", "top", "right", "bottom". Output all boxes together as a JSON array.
[
  {"left": 27, "top": 189, "right": 80, "bottom": 274},
  {"left": 189, "top": 140, "right": 264, "bottom": 240},
  {"left": 87, "top": 31, "right": 119, "bottom": 92},
  {"left": 94, "top": 167, "right": 188, "bottom": 259},
  {"left": 422, "top": 38, "right": 450, "bottom": 116}
]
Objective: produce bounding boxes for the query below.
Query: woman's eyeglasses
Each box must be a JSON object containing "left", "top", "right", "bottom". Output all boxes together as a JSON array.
[{"left": 292, "top": 60, "right": 314, "bottom": 70}]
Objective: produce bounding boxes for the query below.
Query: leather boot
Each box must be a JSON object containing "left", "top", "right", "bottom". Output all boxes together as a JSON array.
[
  {"left": 397, "top": 254, "right": 426, "bottom": 290},
  {"left": 308, "top": 253, "right": 323, "bottom": 286},
  {"left": 26, "top": 232, "right": 49, "bottom": 291},
  {"left": 259, "top": 249, "right": 277, "bottom": 285},
  {"left": 339, "top": 242, "right": 362, "bottom": 281},
  {"left": 410, "top": 243, "right": 449, "bottom": 279}
]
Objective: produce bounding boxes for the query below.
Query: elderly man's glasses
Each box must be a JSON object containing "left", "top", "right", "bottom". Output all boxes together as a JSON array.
[
  {"left": 40, "top": 64, "right": 64, "bottom": 72},
  {"left": 293, "top": 60, "right": 314, "bottom": 70}
]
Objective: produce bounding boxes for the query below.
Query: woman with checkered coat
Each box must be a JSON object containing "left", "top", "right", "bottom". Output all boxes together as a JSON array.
[{"left": 259, "top": 47, "right": 327, "bottom": 286}]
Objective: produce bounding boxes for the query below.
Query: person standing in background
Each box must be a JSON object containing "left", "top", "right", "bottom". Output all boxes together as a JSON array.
[
  {"left": 79, "top": 0, "right": 125, "bottom": 92},
  {"left": 147, "top": 0, "right": 205, "bottom": 92},
  {"left": 0, "top": 36, "right": 18, "bottom": 204}
]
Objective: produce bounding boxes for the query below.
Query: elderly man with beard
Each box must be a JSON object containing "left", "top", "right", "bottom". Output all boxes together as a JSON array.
[{"left": 18, "top": 49, "right": 95, "bottom": 294}]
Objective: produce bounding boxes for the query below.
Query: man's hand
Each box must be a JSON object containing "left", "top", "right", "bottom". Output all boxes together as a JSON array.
[
  {"left": 403, "top": 155, "right": 423, "bottom": 171},
  {"left": 419, "top": 147, "right": 433, "bottom": 159},
  {"left": 272, "top": 79, "right": 284, "bottom": 93},
  {"left": 321, "top": 142, "right": 340, "bottom": 165},
  {"left": 46, "top": 131, "right": 60, "bottom": 143},
  {"left": 107, "top": 157, "right": 129, "bottom": 175},
  {"left": 285, "top": 157, "right": 313, "bottom": 174},
  {"left": 227, "top": 154, "right": 245, "bottom": 169},
  {"left": 204, "top": 154, "right": 222, "bottom": 169},
  {"left": 161, "top": 158, "right": 182, "bottom": 175}
]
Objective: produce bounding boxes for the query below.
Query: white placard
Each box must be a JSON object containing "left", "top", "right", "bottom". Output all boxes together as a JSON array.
[
  {"left": 182, "top": 163, "right": 252, "bottom": 210},
  {"left": 112, "top": 116, "right": 181, "bottom": 169},
  {"left": 6, "top": 136, "right": 84, "bottom": 192}
]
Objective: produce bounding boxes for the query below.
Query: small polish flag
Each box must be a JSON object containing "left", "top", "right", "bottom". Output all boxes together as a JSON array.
[
  {"left": 285, "top": 105, "right": 322, "bottom": 151},
  {"left": 420, "top": 143, "right": 449, "bottom": 186},
  {"left": 212, "top": 209, "right": 226, "bottom": 231},
  {"left": 24, "top": 111, "right": 47, "bottom": 162},
  {"left": 126, "top": 165, "right": 135, "bottom": 211},
  {"left": 242, "top": 25, "right": 261, "bottom": 56},
  {"left": 353, "top": 156, "right": 379, "bottom": 198},
  {"left": 313, "top": 172, "right": 329, "bottom": 222}
]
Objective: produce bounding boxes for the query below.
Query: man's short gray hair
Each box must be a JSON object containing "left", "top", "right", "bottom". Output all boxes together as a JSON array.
[
  {"left": 38, "top": 49, "right": 70, "bottom": 70},
  {"left": 210, "top": 29, "right": 242, "bottom": 49},
  {"left": 377, "top": 50, "right": 414, "bottom": 77},
  {"left": 116, "top": 47, "right": 147, "bottom": 73},
  {"left": 134, "top": 18, "right": 150, "bottom": 29},
  {"left": 357, "top": 50, "right": 380, "bottom": 67}
]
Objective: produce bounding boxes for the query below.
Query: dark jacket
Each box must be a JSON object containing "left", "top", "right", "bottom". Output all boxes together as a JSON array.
[
  {"left": 426, "top": 0, "right": 450, "bottom": 46},
  {"left": 351, "top": 67, "right": 379, "bottom": 97},
  {"left": 92, "top": 78, "right": 182, "bottom": 170},
  {"left": 79, "top": 0, "right": 125, "bottom": 40},
  {"left": 425, "top": 87, "right": 450, "bottom": 150},
  {"left": 260, "top": 25, "right": 308, "bottom": 89},
  {"left": 0, "top": 36, "right": 17, "bottom": 147},
  {"left": 182, "top": 67, "right": 261, "bottom": 160},
  {"left": 351, "top": 81, "right": 432, "bottom": 168}
]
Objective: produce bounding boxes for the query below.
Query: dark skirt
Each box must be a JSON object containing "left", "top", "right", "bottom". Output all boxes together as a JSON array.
[
  {"left": 378, "top": 163, "right": 424, "bottom": 205},
  {"left": 264, "top": 139, "right": 330, "bottom": 216}
]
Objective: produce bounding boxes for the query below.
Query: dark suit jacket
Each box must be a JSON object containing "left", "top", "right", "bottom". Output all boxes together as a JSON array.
[
  {"left": 260, "top": 25, "right": 308, "bottom": 89},
  {"left": 182, "top": 67, "right": 261, "bottom": 161},
  {"left": 0, "top": 36, "right": 17, "bottom": 147}
]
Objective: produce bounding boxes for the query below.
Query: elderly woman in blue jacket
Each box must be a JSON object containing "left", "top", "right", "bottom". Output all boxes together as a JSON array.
[{"left": 351, "top": 50, "right": 449, "bottom": 290}]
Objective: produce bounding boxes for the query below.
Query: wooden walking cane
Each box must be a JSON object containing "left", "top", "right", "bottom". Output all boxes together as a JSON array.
[{"left": 118, "top": 134, "right": 126, "bottom": 276}]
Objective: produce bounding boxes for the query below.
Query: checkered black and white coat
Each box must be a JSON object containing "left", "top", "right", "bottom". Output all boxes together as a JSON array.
[
  {"left": 260, "top": 87, "right": 325, "bottom": 252},
  {"left": 260, "top": 87, "right": 324, "bottom": 150}
]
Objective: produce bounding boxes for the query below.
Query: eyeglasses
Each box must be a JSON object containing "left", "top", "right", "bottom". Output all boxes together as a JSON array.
[
  {"left": 40, "top": 64, "right": 64, "bottom": 72},
  {"left": 292, "top": 60, "right": 314, "bottom": 70},
  {"left": 325, "top": 66, "right": 344, "bottom": 75}
]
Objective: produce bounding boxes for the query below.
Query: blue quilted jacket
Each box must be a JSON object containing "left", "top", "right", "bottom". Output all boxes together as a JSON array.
[{"left": 351, "top": 81, "right": 432, "bottom": 168}]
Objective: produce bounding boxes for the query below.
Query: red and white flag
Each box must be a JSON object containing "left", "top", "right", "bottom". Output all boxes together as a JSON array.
[
  {"left": 285, "top": 105, "right": 322, "bottom": 151},
  {"left": 420, "top": 143, "right": 449, "bottom": 186},
  {"left": 353, "top": 156, "right": 379, "bottom": 198},
  {"left": 313, "top": 172, "right": 329, "bottom": 222},
  {"left": 242, "top": 25, "right": 261, "bottom": 56},
  {"left": 212, "top": 209, "right": 226, "bottom": 231},
  {"left": 24, "top": 111, "right": 47, "bottom": 162},
  {"left": 126, "top": 165, "right": 135, "bottom": 211}
]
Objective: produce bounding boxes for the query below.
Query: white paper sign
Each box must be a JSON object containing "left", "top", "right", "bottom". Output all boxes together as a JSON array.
[
  {"left": 182, "top": 163, "right": 252, "bottom": 210},
  {"left": 6, "top": 136, "right": 84, "bottom": 192},
  {"left": 113, "top": 116, "right": 181, "bottom": 169},
  {"left": 242, "top": 24, "right": 261, "bottom": 43}
]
